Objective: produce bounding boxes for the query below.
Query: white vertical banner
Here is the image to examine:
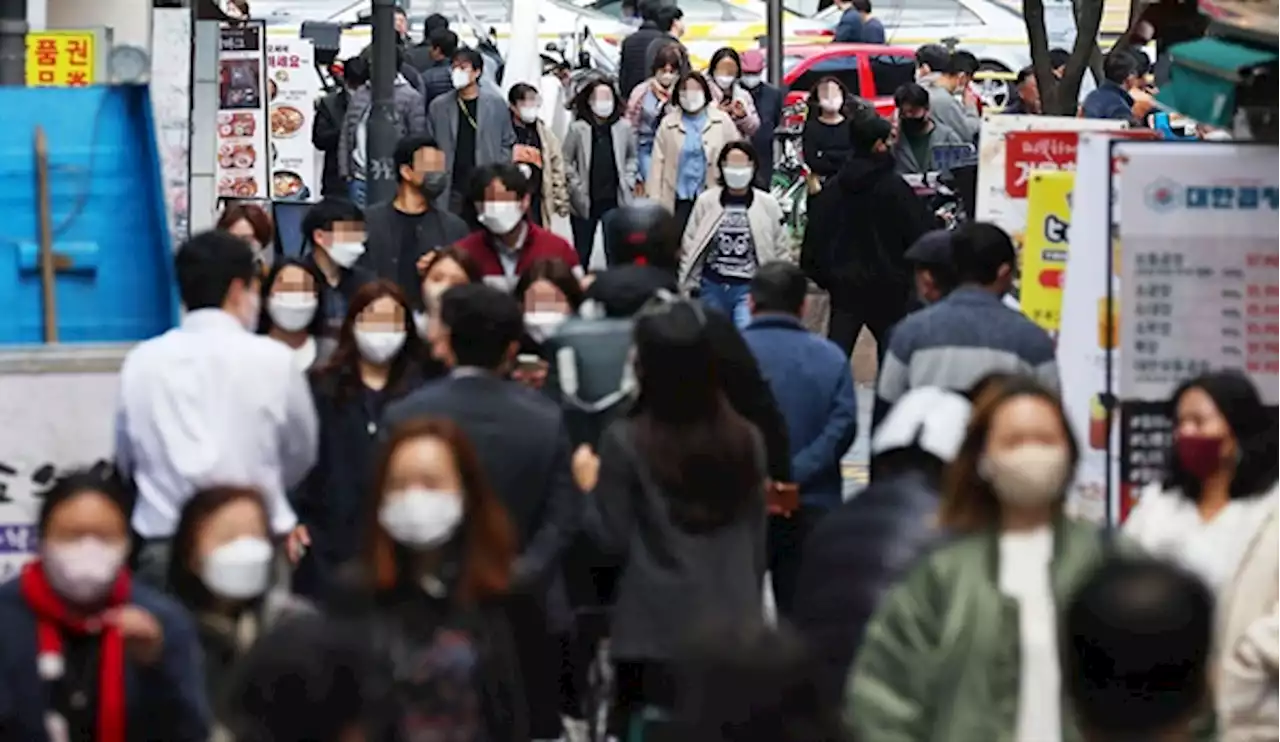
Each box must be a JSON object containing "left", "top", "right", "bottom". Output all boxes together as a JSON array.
[
  {"left": 151, "top": 7, "right": 193, "bottom": 251},
  {"left": 503, "top": 0, "right": 543, "bottom": 95}
]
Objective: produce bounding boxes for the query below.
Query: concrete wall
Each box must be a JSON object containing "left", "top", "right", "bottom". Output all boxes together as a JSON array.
[{"left": 45, "top": 0, "right": 151, "bottom": 50}]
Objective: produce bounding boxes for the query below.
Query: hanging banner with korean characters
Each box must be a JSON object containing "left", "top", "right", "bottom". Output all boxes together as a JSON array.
[
  {"left": 1056, "top": 133, "right": 1125, "bottom": 526},
  {"left": 26, "top": 30, "right": 97, "bottom": 87},
  {"left": 217, "top": 22, "right": 270, "bottom": 200},
  {"left": 267, "top": 38, "right": 319, "bottom": 202},
  {"left": 1113, "top": 142, "right": 1279, "bottom": 500},
  {"left": 0, "top": 360, "right": 121, "bottom": 581},
  {"left": 1021, "top": 170, "right": 1074, "bottom": 335},
  {"left": 975, "top": 115, "right": 1128, "bottom": 252}
]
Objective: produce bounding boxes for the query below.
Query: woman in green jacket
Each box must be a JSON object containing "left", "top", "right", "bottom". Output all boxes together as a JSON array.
[{"left": 844, "top": 376, "right": 1111, "bottom": 742}]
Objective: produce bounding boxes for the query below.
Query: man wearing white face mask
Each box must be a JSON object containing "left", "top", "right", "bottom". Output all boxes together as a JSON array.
[
  {"left": 678, "top": 141, "right": 790, "bottom": 328},
  {"left": 299, "top": 197, "right": 375, "bottom": 358},
  {"left": 116, "top": 231, "right": 319, "bottom": 590},
  {"left": 454, "top": 163, "right": 582, "bottom": 290},
  {"left": 425, "top": 48, "right": 516, "bottom": 216},
  {"left": 507, "top": 82, "right": 570, "bottom": 230}
]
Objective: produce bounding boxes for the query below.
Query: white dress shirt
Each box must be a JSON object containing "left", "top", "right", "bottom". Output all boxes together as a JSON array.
[{"left": 115, "top": 309, "right": 319, "bottom": 538}]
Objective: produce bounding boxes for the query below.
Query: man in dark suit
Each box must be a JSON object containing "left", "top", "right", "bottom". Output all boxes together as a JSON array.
[
  {"left": 739, "top": 49, "right": 784, "bottom": 190},
  {"left": 618, "top": 0, "right": 665, "bottom": 98},
  {"left": 381, "top": 283, "right": 579, "bottom": 739}
]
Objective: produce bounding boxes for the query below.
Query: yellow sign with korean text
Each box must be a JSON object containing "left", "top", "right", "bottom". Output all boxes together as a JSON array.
[
  {"left": 1021, "top": 170, "right": 1075, "bottom": 333},
  {"left": 26, "top": 31, "right": 96, "bottom": 87}
]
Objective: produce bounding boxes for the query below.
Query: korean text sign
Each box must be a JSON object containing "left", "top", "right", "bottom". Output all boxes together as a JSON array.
[
  {"left": 26, "top": 31, "right": 95, "bottom": 87},
  {"left": 1021, "top": 170, "right": 1074, "bottom": 333}
]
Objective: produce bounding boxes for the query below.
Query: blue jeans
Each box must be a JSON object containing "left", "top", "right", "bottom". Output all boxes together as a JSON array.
[
  {"left": 347, "top": 179, "right": 367, "bottom": 208},
  {"left": 700, "top": 276, "right": 752, "bottom": 329}
]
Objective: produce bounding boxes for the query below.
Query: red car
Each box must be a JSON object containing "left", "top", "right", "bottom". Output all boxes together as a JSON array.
[{"left": 778, "top": 43, "right": 919, "bottom": 120}]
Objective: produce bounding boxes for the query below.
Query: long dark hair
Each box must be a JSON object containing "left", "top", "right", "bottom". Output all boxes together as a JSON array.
[
  {"left": 805, "top": 75, "right": 860, "bottom": 122},
  {"left": 573, "top": 77, "right": 623, "bottom": 124},
  {"left": 631, "top": 300, "right": 761, "bottom": 531},
  {"left": 168, "top": 487, "right": 273, "bottom": 613},
  {"left": 1164, "top": 371, "right": 1278, "bottom": 500},
  {"left": 513, "top": 257, "right": 585, "bottom": 311},
  {"left": 365, "top": 417, "right": 516, "bottom": 604},
  {"left": 257, "top": 257, "right": 326, "bottom": 336},
  {"left": 312, "top": 279, "right": 424, "bottom": 402}
]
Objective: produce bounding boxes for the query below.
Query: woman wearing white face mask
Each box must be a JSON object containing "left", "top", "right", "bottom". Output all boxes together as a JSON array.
[
  {"left": 511, "top": 257, "right": 584, "bottom": 391},
  {"left": 454, "top": 162, "right": 582, "bottom": 288},
  {"left": 802, "top": 76, "right": 859, "bottom": 186},
  {"left": 706, "top": 46, "right": 760, "bottom": 139},
  {"left": 0, "top": 470, "right": 211, "bottom": 741},
  {"left": 626, "top": 43, "right": 688, "bottom": 199},
  {"left": 649, "top": 72, "right": 741, "bottom": 231},
  {"left": 167, "top": 486, "right": 307, "bottom": 739},
  {"left": 564, "top": 78, "right": 639, "bottom": 266},
  {"left": 678, "top": 141, "right": 790, "bottom": 328},
  {"left": 258, "top": 258, "right": 326, "bottom": 371},
  {"left": 413, "top": 247, "right": 483, "bottom": 375},
  {"left": 292, "top": 280, "right": 426, "bottom": 600},
  {"left": 507, "top": 82, "right": 570, "bottom": 230},
  {"left": 846, "top": 377, "right": 1113, "bottom": 742},
  {"left": 355, "top": 416, "right": 525, "bottom": 740}
]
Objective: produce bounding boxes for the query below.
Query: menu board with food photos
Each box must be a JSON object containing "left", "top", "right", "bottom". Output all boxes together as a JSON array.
[
  {"left": 267, "top": 38, "right": 318, "bottom": 202},
  {"left": 216, "top": 22, "right": 269, "bottom": 199}
]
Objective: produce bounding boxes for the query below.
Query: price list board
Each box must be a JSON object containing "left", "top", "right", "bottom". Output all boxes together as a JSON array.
[{"left": 1114, "top": 141, "right": 1280, "bottom": 406}]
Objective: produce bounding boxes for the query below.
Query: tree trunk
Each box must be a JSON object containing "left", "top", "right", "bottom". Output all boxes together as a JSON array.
[{"left": 1023, "top": 0, "right": 1106, "bottom": 115}]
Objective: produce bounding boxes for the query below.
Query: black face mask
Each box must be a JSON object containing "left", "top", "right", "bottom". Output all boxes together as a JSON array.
[
  {"left": 421, "top": 171, "right": 448, "bottom": 198},
  {"left": 900, "top": 116, "right": 928, "bottom": 137}
]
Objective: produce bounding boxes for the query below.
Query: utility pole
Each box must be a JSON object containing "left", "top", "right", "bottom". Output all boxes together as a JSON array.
[
  {"left": 766, "top": 0, "right": 782, "bottom": 86},
  {"left": 367, "top": 0, "right": 399, "bottom": 207},
  {"left": 0, "top": 0, "right": 27, "bottom": 85}
]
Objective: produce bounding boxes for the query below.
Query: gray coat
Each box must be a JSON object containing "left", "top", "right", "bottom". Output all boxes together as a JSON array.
[
  {"left": 561, "top": 118, "right": 639, "bottom": 218},
  {"left": 918, "top": 73, "right": 981, "bottom": 142},
  {"left": 425, "top": 89, "right": 516, "bottom": 208},
  {"left": 338, "top": 78, "right": 428, "bottom": 180},
  {"left": 584, "top": 420, "right": 767, "bottom": 660}
]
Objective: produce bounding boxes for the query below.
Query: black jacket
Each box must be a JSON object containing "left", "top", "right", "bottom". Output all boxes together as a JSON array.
[
  {"left": 618, "top": 22, "right": 667, "bottom": 98},
  {"left": 313, "top": 89, "right": 349, "bottom": 197},
  {"left": 359, "top": 203, "right": 470, "bottom": 308},
  {"left": 419, "top": 56, "right": 455, "bottom": 113},
  {"left": 748, "top": 82, "right": 785, "bottom": 189},
  {"left": 790, "top": 469, "right": 945, "bottom": 707},
  {"left": 800, "top": 153, "right": 931, "bottom": 297}
]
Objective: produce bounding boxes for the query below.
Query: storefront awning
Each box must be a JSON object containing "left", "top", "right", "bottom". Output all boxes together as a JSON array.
[{"left": 1155, "top": 37, "right": 1277, "bottom": 126}]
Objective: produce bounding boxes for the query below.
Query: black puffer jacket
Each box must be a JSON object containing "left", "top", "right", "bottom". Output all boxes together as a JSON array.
[
  {"left": 790, "top": 468, "right": 945, "bottom": 706},
  {"left": 618, "top": 22, "right": 668, "bottom": 98},
  {"left": 800, "top": 153, "right": 932, "bottom": 298}
]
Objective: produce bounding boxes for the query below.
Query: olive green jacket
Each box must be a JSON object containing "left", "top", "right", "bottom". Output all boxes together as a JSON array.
[{"left": 843, "top": 517, "right": 1112, "bottom": 742}]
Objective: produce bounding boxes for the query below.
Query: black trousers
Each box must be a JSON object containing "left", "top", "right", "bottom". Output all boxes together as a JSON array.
[
  {"left": 827, "top": 289, "right": 909, "bottom": 365},
  {"left": 507, "top": 595, "right": 566, "bottom": 737},
  {"left": 674, "top": 198, "right": 696, "bottom": 236},
  {"left": 767, "top": 506, "right": 828, "bottom": 620}
]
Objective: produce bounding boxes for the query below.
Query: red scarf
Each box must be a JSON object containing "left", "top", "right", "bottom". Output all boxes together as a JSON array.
[{"left": 19, "top": 560, "right": 129, "bottom": 742}]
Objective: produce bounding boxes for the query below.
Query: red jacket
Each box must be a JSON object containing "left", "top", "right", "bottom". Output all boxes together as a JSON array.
[{"left": 454, "top": 222, "right": 580, "bottom": 278}]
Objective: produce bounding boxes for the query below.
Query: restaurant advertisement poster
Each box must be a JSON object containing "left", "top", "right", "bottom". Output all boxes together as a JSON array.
[
  {"left": 216, "top": 22, "right": 269, "bottom": 200},
  {"left": 1021, "top": 170, "right": 1074, "bottom": 335},
  {"left": 266, "top": 37, "right": 318, "bottom": 201}
]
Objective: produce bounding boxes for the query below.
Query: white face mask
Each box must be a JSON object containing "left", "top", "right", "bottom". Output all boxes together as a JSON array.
[
  {"left": 525, "top": 311, "right": 568, "bottom": 343},
  {"left": 479, "top": 201, "right": 524, "bottom": 235},
  {"left": 379, "top": 488, "right": 464, "bottom": 549},
  {"left": 680, "top": 90, "right": 706, "bottom": 113},
  {"left": 201, "top": 536, "right": 273, "bottom": 600},
  {"left": 819, "top": 96, "right": 844, "bottom": 113},
  {"left": 518, "top": 105, "right": 539, "bottom": 123},
  {"left": 591, "top": 98, "right": 615, "bottom": 119},
  {"left": 267, "top": 292, "right": 318, "bottom": 332},
  {"left": 355, "top": 329, "right": 407, "bottom": 365},
  {"left": 656, "top": 71, "right": 677, "bottom": 88},
  {"left": 740, "top": 74, "right": 762, "bottom": 89},
  {"left": 979, "top": 444, "right": 1071, "bottom": 508},
  {"left": 713, "top": 74, "right": 736, "bottom": 91},
  {"left": 42, "top": 538, "right": 127, "bottom": 605},
  {"left": 722, "top": 165, "right": 754, "bottom": 190},
  {"left": 450, "top": 67, "right": 472, "bottom": 90},
  {"left": 326, "top": 240, "right": 366, "bottom": 269}
]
